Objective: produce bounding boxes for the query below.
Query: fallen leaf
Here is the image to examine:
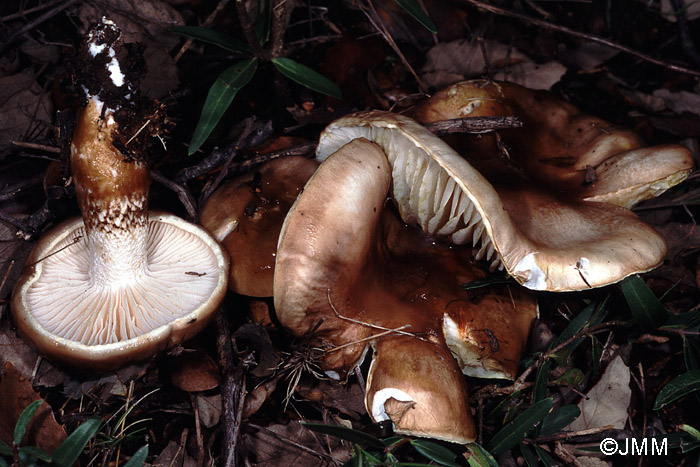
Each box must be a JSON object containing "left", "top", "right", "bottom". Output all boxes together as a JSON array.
[
  {"left": 196, "top": 393, "right": 221, "bottom": 428},
  {"left": 0, "top": 71, "right": 52, "bottom": 149},
  {"left": 652, "top": 89, "right": 700, "bottom": 116},
  {"left": 566, "top": 355, "right": 631, "bottom": 431},
  {"left": 0, "top": 362, "right": 67, "bottom": 453},
  {"left": 168, "top": 347, "right": 220, "bottom": 392},
  {"left": 242, "top": 420, "right": 353, "bottom": 466},
  {"left": 153, "top": 439, "right": 197, "bottom": 467}
]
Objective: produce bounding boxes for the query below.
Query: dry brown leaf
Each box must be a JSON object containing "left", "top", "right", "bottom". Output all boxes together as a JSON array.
[
  {"left": 0, "top": 362, "right": 67, "bottom": 453},
  {"left": 168, "top": 348, "right": 220, "bottom": 392},
  {"left": 243, "top": 420, "right": 352, "bottom": 466},
  {"left": 567, "top": 355, "right": 631, "bottom": 431},
  {"left": 195, "top": 393, "right": 221, "bottom": 428},
  {"left": 153, "top": 439, "right": 197, "bottom": 467}
]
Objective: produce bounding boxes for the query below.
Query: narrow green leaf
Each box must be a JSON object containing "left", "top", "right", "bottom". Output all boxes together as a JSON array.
[
  {"left": 461, "top": 276, "right": 514, "bottom": 290},
  {"left": 488, "top": 398, "right": 553, "bottom": 455},
  {"left": 272, "top": 58, "right": 342, "bottom": 99},
  {"left": 532, "top": 444, "right": 558, "bottom": 466},
  {"left": 0, "top": 455, "right": 6, "bottom": 467},
  {"left": 52, "top": 418, "right": 101, "bottom": 467},
  {"left": 664, "top": 309, "right": 700, "bottom": 332},
  {"left": 123, "top": 445, "right": 148, "bottom": 467},
  {"left": 519, "top": 444, "right": 538, "bottom": 467},
  {"left": 0, "top": 439, "right": 12, "bottom": 456},
  {"left": 394, "top": 0, "right": 437, "bottom": 33},
  {"left": 551, "top": 299, "right": 606, "bottom": 351},
  {"left": 551, "top": 368, "right": 585, "bottom": 387},
  {"left": 188, "top": 59, "right": 258, "bottom": 155},
  {"left": 302, "top": 423, "right": 385, "bottom": 449},
  {"left": 18, "top": 446, "right": 52, "bottom": 462},
  {"left": 539, "top": 405, "right": 581, "bottom": 436},
  {"left": 681, "top": 424, "right": 700, "bottom": 441},
  {"left": 533, "top": 359, "right": 554, "bottom": 403},
  {"left": 654, "top": 370, "right": 700, "bottom": 410},
  {"left": 410, "top": 439, "right": 460, "bottom": 467},
  {"left": 465, "top": 443, "right": 498, "bottom": 467},
  {"left": 621, "top": 274, "right": 669, "bottom": 331},
  {"left": 171, "top": 26, "right": 250, "bottom": 53},
  {"left": 14, "top": 400, "right": 43, "bottom": 445}
]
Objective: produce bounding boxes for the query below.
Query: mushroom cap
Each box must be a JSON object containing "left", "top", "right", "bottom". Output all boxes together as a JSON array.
[
  {"left": 409, "top": 80, "right": 693, "bottom": 207},
  {"left": 316, "top": 110, "right": 669, "bottom": 291},
  {"left": 11, "top": 212, "right": 229, "bottom": 371},
  {"left": 200, "top": 156, "right": 318, "bottom": 297},
  {"left": 275, "top": 138, "right": 537, "bottom": 442}
]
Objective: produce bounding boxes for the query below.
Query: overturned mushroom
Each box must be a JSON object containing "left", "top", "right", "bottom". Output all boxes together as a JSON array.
[
  {"left": 11, "top": 19, "right": 229, "bottom": 371},
  {"left": 274, "top": 138, "right": 538, "bottom": 443},
  {"left": 316, "top": 110, "right": 672, "bottom": 291},
  {"left": 200, "top": 156, "right": 318, "bottom": 297}
]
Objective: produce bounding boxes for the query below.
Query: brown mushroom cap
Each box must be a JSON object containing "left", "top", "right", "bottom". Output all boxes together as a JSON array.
[
  {"left": 316, "top": 110, "right": 669, "bottom": 291},
  {"left": 200, "top": 156, "right": 318, "bottom": 297},
  {"left": 274, "top": 138, "right": 537, "bottom": 442},
  {"left": 409, "top": 80, "right": 693, "bottom": 207}
]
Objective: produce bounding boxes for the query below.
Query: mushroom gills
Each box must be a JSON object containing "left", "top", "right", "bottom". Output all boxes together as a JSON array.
[{"left": 317, "top": 114, "right": 504, "bottom": 272}]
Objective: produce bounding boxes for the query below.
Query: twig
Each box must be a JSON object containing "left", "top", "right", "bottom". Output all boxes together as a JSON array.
[
  {"left": 0, "top": 173, "right": 44, "bottom": 202},
  {"left": 457, "top": 0, "right": 700, "bottom": 77},
  {"left": 0, "top": 0, "right": 79, "bottom": 55},
  {"left": 151, "top": 171, "right": 198, "bottom": 221},
  {"left": 226, "top": 142, "right": 316, "bottom": 173},
  {"left": 361, "top": 0, "right": 429, "bottom": 94},
  {"left": 216, "top": 308, "right": 246, "bottom": 467},
  {"left": 270, "top": 0, "right": 289, "bottom": 57},
  {"left": 326, "top": 289, "right": 430, "bottom": 343},
  {"left": 236, "top": 0, "right": 271, "bottom": 61},
  {"left": 426, "top": 116, "right": 522, "bottom": 134},
  {"left": 11, "top": 141, "right": 61, "bottom": 153},
  {"left": 325, "top": 325, "right": 412, "bottom": 353},
  {"left": 670, "top": 0, "right": 700, "bottom": 67},
  {"left": 245, "top": 423, "right": 340, "bottom": 464},
  {"left": 533, "top": 425, "right": 614, "bottom": 443},
  {"left": 0, "top": 0, "right": 66, "bottom": 22}
]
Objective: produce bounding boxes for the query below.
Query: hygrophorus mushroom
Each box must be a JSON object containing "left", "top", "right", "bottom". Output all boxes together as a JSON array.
[{"left": 11, "top": 18, "right": 229, "bottom": 371}]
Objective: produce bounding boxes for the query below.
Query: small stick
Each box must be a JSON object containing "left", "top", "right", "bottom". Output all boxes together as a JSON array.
[
  {"left": 151, "top": 171, "right": 198, "bottom": 221},
  {"left": 426, "top": 116, "right": 522, "bottom": 134},
  {"left": 458, "top": 0, "right": 700, "bottom": 77},
  {"left": 11, "top": 141, "right": 61, "bottom": 153}
]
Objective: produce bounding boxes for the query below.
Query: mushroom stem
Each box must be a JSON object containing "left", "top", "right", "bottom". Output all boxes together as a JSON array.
[{"left": 71, "top": 97, "right": 151, "bottom": 286}]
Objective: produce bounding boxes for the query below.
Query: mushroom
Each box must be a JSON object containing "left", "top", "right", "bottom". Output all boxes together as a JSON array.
[
  {"left": 200, "top": 156, "right": 318, "bottom": 297},
  {"left": 409, "top": 80, "right": 693, "bottom": 208},
  {"left": 316, "top": 110, "right": 673, "bottom": 291},
  {"left": 11, "top": 18, "right": 229, "bottom": 371},
  {"left": 274, "top": 138, "right": 538, "bottom": 443}
]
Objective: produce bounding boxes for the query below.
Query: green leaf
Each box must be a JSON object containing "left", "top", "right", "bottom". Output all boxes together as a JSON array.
[
  {"left": 171, "top": 26, "right": 250, "bottom": 53},
  {"left": 539, "top": 405, "right": 581, "bottom": 436},
  {"left": 465, "top": 443, "right": 498, "bottom": 467},
  {"left": 488, "top": 398, "right": 553, "bottom": 455},
  {"left": 18, "top": 446, "right": 51, "bottom": 462},
  {"left": 302, "top": 423, "right": 385, "bottom": 449},
  {"left": 410, "top": 439, "right": 459, "bottom": 467},
  {"left": 681, "top": 424, "right": 700, "bottom": 441},
  {"left": 654, "top": 370, "right": 700, "bottom": 410},
  {"left": 532, "top": 444, "right": 558, "bottom": 466},
  {"left": 551, "top": 368, "right": 585, "bottom": 387},
  {"left": 519, "top": 444, "right": 538, "bottom": 467},
  {"left": 52, "top": 418, "right": 101, "bottom": 467},
  {"left": 14, "top": 400, "right": 43, "bottom": 445},
  {"left": 271, "top": 58, "right": 341, "bottom": 99},
  {"left": 461, "top": 276, "right": 514, "bottom": 290},
  {"left": 123, "top": 445, "right": 148, "bottom": 467},
  {"left": 394, "top": 0, "right": 437, "bottom": 33},
  {"left": 533, "top": 358, "right": 554, "bottom": 403},
  {"left": 188, "top": 59, "right": 258, "bottom": 155},
  {"left": 551, "top": 299, "right": 607, "bottom": 351},
  {"left": 621, "top": 274, "right": 669, "bottom": 331}
]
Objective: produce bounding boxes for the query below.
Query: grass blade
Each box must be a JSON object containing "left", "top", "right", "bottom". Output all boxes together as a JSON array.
[
  {"left": 539, "top": 405, "right": 581, "bottom": 436},
  {"left": 488, "top": 398, "right": 553, "bottom": 455},
  {"left": 272, "top": 58, "right": 341, "bottom": 99},
  {"left": 188, "top": 59, "right": 258, "bottom": 155},
  {"left": 394, "top": 0, "right": 437, "bottom": 33},
  {"left": 654, "top": 370, "right": 700, "bottom": 410},
  {"left": 52, "top": 418, "right": 101, "bottom": 467}
]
